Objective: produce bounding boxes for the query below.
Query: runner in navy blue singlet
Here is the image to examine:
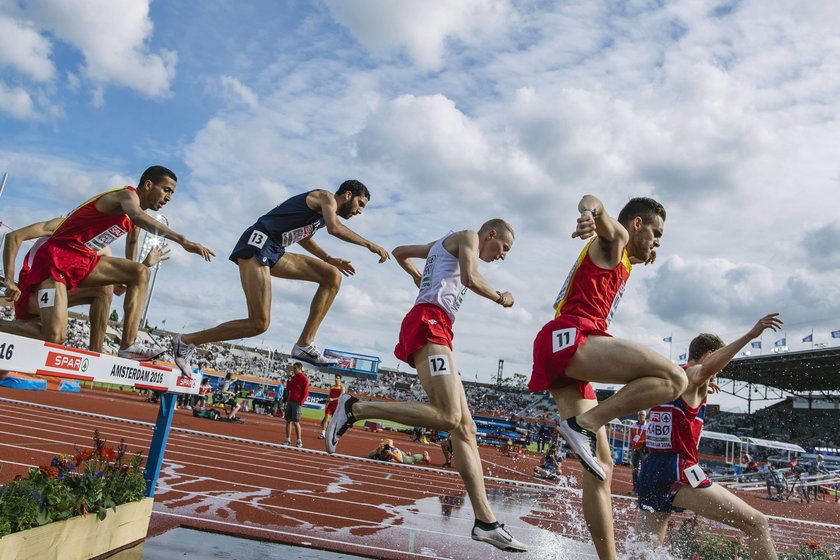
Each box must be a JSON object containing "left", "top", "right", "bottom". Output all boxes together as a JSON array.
[{"left": 172, "top": 180, "right": 389, "bottom": 373}]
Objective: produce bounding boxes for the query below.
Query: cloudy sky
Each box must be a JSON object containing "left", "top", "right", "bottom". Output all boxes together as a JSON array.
[{"left": 2, "top": 0, "right": 839, "bottom": 412}]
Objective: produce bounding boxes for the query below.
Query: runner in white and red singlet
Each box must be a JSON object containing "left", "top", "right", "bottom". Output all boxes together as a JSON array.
[
  {"left": 528, "top": 195, "right": 686, "bottom": 560},
  {"left": 325, "top": 219, "right": 527, "bottom": 553},
  {"left": 633, "top": 313, "right": 782, "bottom": 560},
  {"left": 3, "top": 166, "right": 213, "bottom": 362}
]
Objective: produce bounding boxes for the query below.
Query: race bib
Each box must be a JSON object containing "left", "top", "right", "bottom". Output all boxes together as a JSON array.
[
  {"left": 84, "top": 225, "right": 128, "bottom": 251},
  {"left": 247, "top": 230, "right": 267, "bottom": 248},
  {"left": 428, "top": 354, "right": 451, "bottom": 376},
  {"left": 280, "top": 221, "right": 323, "bottom": 247},
  {"left": 683, "top": 464, "right": 706, "bottom": 488},
  {"left": 551, "top": 328, "right": 577, "bottom": 353},
  {"left": 419, "top": 255, "right": 437, "bottom": 289},
  {"left": 645, "top": 410, "right": 672, "bottom": 450},
  {"left": 37, "top": 288, "right": 56, "bottom": 309}
]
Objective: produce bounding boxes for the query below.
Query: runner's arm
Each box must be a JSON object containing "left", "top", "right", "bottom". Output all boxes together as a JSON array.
[
  {"left": 392, "top": 242, "right": 434, "bottom": 287},
  {"left": 312, "top": 190, "right": 389, "bottom": 263},
  {"left": 456, "top": 230, "right": 514, "bottom": 307},
  {"left": 573, "top": 195, "right": 628, "bottom": 265},
  {"left": 114, "top": 189, "right": 215, "bottom": 261},
  {"left": 298, "top": 237, "right": 356, "bottom": 276},
  {"left": 2, "top": 218, "right": 62, "bottom": 301},
  {"left": 125, "top": 227, "right": 139, "bottom": 261},
  {"left": 688, "top": 313, "right": 783, "bottom": 384}
]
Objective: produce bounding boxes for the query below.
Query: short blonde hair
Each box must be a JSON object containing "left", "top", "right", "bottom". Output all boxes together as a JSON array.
[{"left": 478, "top": 218, "right": 515, "bottom": 240}]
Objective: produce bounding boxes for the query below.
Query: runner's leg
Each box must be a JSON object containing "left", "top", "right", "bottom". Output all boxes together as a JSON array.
[
  {"left": 181, "top": 258, "right": 272, "bottom": 345},
  {"left": 564, "top": 336, "right": 686, "bottom": 431},
  {"left": 672, "top": 484, "right": 778, "bottom": 559},
  {"left": 552, "top": 385, "right": 617, "bottom": 560},
  {"left": 31, "top": 278, "right": 69, "bottom": 344}
]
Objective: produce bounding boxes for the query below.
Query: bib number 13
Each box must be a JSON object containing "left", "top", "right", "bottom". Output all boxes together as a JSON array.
[
  {"left": 248, "top": 230, "right": 267, "bottom": 248},
  {"left": 552, "top": 328, "right": 576, "bottom": 353}
]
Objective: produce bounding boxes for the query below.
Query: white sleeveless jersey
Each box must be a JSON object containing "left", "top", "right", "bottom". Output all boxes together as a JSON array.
[{"left": 414, "top": 232, "right": 469, "bottom": 322}]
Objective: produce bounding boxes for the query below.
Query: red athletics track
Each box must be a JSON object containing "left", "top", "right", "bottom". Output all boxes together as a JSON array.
[{"left": 1, "top": 386, "right": 839, "bottom": 559}]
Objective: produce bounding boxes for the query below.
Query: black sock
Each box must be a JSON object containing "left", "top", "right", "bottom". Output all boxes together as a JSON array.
[{"left": 474, "top": 519, "right": 500, "bottom": 530}]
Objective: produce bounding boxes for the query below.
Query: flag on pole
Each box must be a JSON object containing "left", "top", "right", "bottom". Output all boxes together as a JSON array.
[
  {"left": 832, "top": 330, "right": 840, "bottom": 339},
  {"left": 663, "top": 336, "right": 672, "bottom": 342},
  {"left": 679, "top": 353, "right": 686, "bottom": 361},
  {"left": 802, "top": 334, "right": 813, "bottom": 343},
  {"left": 774, "top": 338, "right": 786, "bottom": 347},
  {"left": 751, "top": 341, "right": 761, "bottom": 349}
]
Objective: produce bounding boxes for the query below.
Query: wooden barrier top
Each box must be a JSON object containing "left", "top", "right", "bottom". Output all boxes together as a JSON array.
[{"left": 0, "top": 332, "right": 198, "bottom": 394}]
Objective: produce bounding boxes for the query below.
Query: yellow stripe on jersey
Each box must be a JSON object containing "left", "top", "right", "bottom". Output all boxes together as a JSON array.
[
  {"left": 553, "top": 238, "right": 595, "bottom": 318},
  {"left": 51, "top": 186, "right": 130, "bottom": 236}
]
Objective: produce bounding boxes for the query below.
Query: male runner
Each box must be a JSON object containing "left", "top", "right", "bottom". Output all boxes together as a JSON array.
[
  {"left": 172, "top": 180, "right": 389, "bottom": 374},
  {"left": 6, "top": 166, "right": 211, "bottom": 361},
  {"left": 2, "top": 217, "right": 168, "bottom": 352},
  {"left": 318, "top": 373, "right": 345, "bottom": 439},
  {"left": 326, "top": 219, "right": 528, "bottom": 552},
  {"left": 529, "top": 195, "right": 687, "bottom": 559},
  {"left": 633, "top": 313, "right": 783, "bottom": 559}
]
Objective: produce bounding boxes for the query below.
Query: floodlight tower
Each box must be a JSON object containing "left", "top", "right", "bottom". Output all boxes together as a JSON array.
[{"left": 138, "top": 213, "right": 168, "bottom": 328}]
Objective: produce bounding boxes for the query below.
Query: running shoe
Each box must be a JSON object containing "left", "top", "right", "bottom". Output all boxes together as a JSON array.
[
  {"left": 325, "top": 394, "right": 359, "bottom": 454},
  {"left": 291, "top": 343, "right": 340, "bottom": 366},
  {"left": 423, "top": 451, "right": 431, "bottom": 465},
  {"left": 118, "top": 341, "right": 165, "bottom": 362},
  {"left": 171, "top": 334, "right": 196, "bottom": 379},
  {"left": 558, "top": 416, "right": 605, "bottom": 481},
  {"left": 296, "top": 440, "right": 303, "bottom": 448},
  {"left": 471, "top": 521, "right": 528, "bottom": 552},
  {"left": 282, "top": 439, "right": 291, "bottom": 446}
]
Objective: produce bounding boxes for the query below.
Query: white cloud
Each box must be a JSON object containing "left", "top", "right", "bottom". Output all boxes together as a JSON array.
[
  {"left": 324, "top": 0, "right": 515, "bottom": 71},
  {"left": 24, "top": 0, "right": 176, "bottom": 97},
  {"left": 218, "top": 76, "right": 259, "bottom": 110},
  {"left": 0, "top": 82, "right": 38, "bottom": 120},
  {"left": 0, "top": 13, "right": 55, "bottom": 81}
]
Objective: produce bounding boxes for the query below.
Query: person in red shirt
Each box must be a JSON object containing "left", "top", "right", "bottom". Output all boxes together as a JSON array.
[
  {"left": 318, "top": 374, "right": 345, "bottom": 439},
  {"left": 282, "top": 362, "right": 309, "bottom": 447},
  {"left": 528, "top": 195, "right": 686, "bottom": 560},
  {"left": 629, "top": 410, "right": 649, "bottom": 496},
  {"left": 2, "top": 166, "right": 213, "bottom": 364}
]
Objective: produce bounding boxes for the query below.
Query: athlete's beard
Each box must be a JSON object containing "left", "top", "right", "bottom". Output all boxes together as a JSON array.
[{"left": 337, "top": 200, "right": 353, "bottom": 219}]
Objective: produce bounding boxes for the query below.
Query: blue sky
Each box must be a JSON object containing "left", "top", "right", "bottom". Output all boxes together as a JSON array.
[{"left": 2, "top": 1, "right": 840, "bottom": 411}]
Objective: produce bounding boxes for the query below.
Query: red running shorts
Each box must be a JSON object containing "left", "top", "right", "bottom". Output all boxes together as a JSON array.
[{"left": 394, "top": 303, "right": 454, "bottom": 368}]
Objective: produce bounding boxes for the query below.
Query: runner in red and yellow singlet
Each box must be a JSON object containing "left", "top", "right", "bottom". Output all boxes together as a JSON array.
[
  {"left": 528, "top": 194, "right": 686, "bottom": 560},
  {"left": 2, "top": 166, "right": 213, "bottom": 364}
]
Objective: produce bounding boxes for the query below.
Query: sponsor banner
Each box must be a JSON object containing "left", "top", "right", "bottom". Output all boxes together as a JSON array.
[{"left": 0, "top": 332, "right": 198, "bottom": 394}]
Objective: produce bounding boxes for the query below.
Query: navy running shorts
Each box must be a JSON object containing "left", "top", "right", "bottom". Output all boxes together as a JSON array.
[{"left": 229, "top": 227, "right": 285, "bottom": 267}]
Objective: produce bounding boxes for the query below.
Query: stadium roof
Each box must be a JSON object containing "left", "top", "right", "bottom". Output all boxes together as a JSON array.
[{"left": 719, "top": 347, "right": 840, "bottom": 394}]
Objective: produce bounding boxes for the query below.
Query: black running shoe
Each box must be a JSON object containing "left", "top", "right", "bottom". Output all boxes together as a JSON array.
[
  {"left": 558, "top": 416, "right": 605, "bottom": 480},
  {"left": 325, "top": 394, "right": 358, "bottom": 454}
]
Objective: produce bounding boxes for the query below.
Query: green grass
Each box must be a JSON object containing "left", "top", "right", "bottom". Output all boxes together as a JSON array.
[{"left": 299, "top": 406, "right": 413, "bottom": 431}]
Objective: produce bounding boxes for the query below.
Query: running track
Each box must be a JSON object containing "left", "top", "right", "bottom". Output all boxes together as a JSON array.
[{"left": 1, "top": 387, "right": 838, "bottom": 559}]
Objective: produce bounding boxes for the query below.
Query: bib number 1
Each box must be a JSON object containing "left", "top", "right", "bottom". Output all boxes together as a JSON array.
[{"left": 683, "top": 464, "right": 706, "bottom": 488}]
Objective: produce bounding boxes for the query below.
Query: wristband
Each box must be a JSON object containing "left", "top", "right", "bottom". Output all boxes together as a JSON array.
[{"left": 495, "top": 291, "right": 504, "bottom": 304}]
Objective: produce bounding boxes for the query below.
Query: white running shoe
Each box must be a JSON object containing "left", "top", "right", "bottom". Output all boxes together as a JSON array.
[
  {"left": 471, "top": 522, "right": 528, "bottom": 552},
  {"left": 558, "top": 417, "right": 605, "bottom": 481},
  {"left": 296, "top": 440, "right": 303, "bottom": 448},
  {"left": 325, "top": 394, "right": 358, "bottom": 454},
  {"left": 291, "top": 343, "right": 340, "bottom": 366},
  {"left": 118, "top": 341, "right": 164, "bottom": 362},
  {"left": 172, "top": 334, "right": 196, "bottom": 379}
]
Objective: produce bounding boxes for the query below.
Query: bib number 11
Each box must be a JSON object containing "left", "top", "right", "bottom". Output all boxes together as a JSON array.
[{"left": 552, "top": 328, "right": 576, "bottom": 353}]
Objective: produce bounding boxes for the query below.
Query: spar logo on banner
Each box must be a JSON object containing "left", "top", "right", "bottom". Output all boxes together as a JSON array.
[
  {"left": 45, "top": 351, "right": 86, "bottom": 371},
  {"left": 176, "top": 376, "right": 193, "bottom": 388}
]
